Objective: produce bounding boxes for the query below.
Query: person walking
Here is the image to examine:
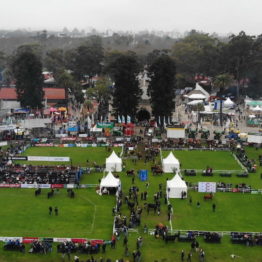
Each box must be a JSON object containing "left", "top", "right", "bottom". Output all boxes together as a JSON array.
[
  {"left": 55, "top": 207, "right": 58, "bottom": 216},
  {"left": 181, "top": 249, "right": 185, "bottom": 261},
  {"left": 123, "top": 236, "right": 128, "bottom": 246},
  {"left": 187, "top": 252, "right": 192, "bottom": 262},
  {"left": 49, "top": 206, "right": 52, "bottom": 215}
]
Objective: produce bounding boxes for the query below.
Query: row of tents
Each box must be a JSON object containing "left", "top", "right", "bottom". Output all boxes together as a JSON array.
[
  {"left": 105, "top": 151, "right": 180, "bottom": 173},
  {"left": 99, "top": 171, "right": 187, "bottom": 199}
]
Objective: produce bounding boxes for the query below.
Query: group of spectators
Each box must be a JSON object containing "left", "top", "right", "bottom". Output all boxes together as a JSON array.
[{"left": 0, "top": 165, "right": 78, "bottom": 184}]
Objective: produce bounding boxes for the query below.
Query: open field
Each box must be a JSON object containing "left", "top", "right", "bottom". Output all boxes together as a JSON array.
[
  {"left": 17, "top": 146, "right": 122, "bottom": 166},
  {"left": 0, "top": 146, "right": 260, "bottom": 261},
  {"left": 162, "top": 150, "right": 242, "bottom": 170},
  {"left": 0, "top": 188, "right": 114, "bottom": 239}
]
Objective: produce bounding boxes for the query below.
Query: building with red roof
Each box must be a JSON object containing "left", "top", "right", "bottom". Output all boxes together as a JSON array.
[{"left": 0, "top": 87, "right": 67, "bottom": 110}]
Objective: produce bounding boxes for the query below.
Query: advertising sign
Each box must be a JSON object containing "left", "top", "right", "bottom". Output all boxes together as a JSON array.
[
  {"left": 198, "top": 182, "right": 216, "bottom": 193},
  {"left": 27, "top": 156, "right": 70, "bottom": 162}
]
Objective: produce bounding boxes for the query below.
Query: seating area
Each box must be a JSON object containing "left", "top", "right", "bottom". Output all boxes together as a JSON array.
[
  {"left": 3, "top": 240, "right": 25, "bottom": 253},
  {"left": 0, "top": 165, "right": 79, "bottom": 184},
  {"left": 231, "top": 232, "right": 262, "bottom": 246},
  {"left": 29, "top": 240, "right": 52, "bottom": 254},
  {"left": 184, "top": 169, "right": 196, "bottom": 176},
  {"left": 203, "top": 232, "right": 221, "bottom": 243},
  {"left": 57, "top": 241, "right": 103, "bottom": 254},
  {"left": 235, "top": 148, "right": 256, "bottom": 173}
]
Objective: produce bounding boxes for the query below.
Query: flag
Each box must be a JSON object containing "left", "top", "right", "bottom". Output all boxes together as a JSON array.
[
  {"left": 91, "top": 114, "right": 94, "bottom": 125},
  {"left": 118, "top": 115, "right": 122, "bottom": 123}
]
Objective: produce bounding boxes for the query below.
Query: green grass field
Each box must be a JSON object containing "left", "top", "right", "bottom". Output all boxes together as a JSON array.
[
  {"left": 17, "top": 146, "right": 122, "bottom": 166},
  {"left": 0, "top": 146, "right": 261, "bottom": 261},
  {"left": 162, "top": 150, "right": 242, "bottom": 170},
  {"left": 0, "top": 188, "right": 114, "bottom": 239}
]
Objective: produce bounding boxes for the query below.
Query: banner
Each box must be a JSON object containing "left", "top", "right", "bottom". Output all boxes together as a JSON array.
[
  {"left": 22, "top": 237, "right": 39, "bottom": 244},
  {"left": 39, "top": 184, "right": 51, "bottom": 189},
  {"left": 97, "top": 123, "right": 114, "bottom": 129},
  {"left": 0, "top": 141, "right": 8, "bottom": 146},
  {"left": 35, "top": 144, "right": 54, "bottom": 147},
  {"left": 0, "top": 184, "right": 21, "bottom": 188},
  {"left": 27, "top": 156, "right": 70, "bottom": 162},
  {"left": 61, "top": 137, "right": 76, "bottom": 141},
  {"left": 198, "top": 182, "right": 216, "bottom": 193},
  {"left": 9, "top": 156, "right": 28, "bottom": 161},
  {"left": 55, "top": 134, "right": 67, "bottom": 138},
  {"left": 53, "top": 238, "right": 71, "bottom": 243},
  {"left": 0, "top": 237, "right": 23, "bottom": 242},
  {"left": 65, "top": 184, "right": 75, "bottom": 189},
  {"left": 51, "top": 184, "right": 64, "bottom": 189},
  {"left": 78, "top": 134, "right": 88, "bottom": 137},
  {"left": 21, "top": 184, "right": 38, "bottom": 188},
  {"left": 71, "top": 238, "right": 87, "bottom": 244}
]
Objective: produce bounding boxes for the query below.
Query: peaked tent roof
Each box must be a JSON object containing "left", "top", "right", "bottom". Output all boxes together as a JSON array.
[
  {"left": 100, "top": 171, "right": 120, "bottom": 187},
  {"left": 251, "top": 105, "right": 262, "bottom": 112},
  {"left": 187, "top": 93, "right": 206, "bottom": 100},
  {"left": 167, "top": 173, "right": 187, "bottom": 188},
  {"left": 195, "top": 83, "right": 210, "bottom": 99},
  {"left": 106, "top": 151, "right": 122, "bottom": 163},
  {"left": 224, "top": 97, "right": 234, "bottom": 106},
  {"left": 163, "top": 152, "right": 179, "bottom": 164}
]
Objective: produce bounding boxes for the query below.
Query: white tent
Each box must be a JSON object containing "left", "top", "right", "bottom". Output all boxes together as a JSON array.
[
  {"left": 100, "top": 171, "right": 121, "bottom": 194},
  {"left": 251, "top": 105, "right": 262, "bottom": 112},
  {"left": 187, "top": 93, "right": 206, "bottom": 100},
  {"left": 195, "top": 83, "right": 210, "bottom": 100},
  {"left": 105, "top": 151, "right": 122, "bottom": 172},
  {"left": 224, "top": 97, "right": 234, "bottom": 108},
  {"left": 187, "top": 100, "right": 204, "bottom": 105},
  {"left": 162, "top": 152, "right": 180, "bottom": 173},
  {"left": 166, "top": 173, "right": 187, "bottom": 198}
]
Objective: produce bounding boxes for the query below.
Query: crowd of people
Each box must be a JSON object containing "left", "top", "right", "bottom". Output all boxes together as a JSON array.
[{"left": 0, "top": 165, "right": 77, "bottom": 184}]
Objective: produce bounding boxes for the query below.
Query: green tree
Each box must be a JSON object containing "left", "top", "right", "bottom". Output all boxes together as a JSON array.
[
  {"left": 148, "top": 55, "right": 176, "bottom": 125},
  {"left": 44, "top": 48, "right": 65, "bottom": 78},
  {"left": 246, "top": 34, "right": 262, "bottom": 98},
  {"left": 69, "top": 36, "right": 104, "bottom": 81},
  {"left": 107, "top": 53, "right": 141, "bottom": 121},
  {"left": 213, "top": 73, "right": 233, "bottom": 126},
  {"left": 56, "top": 71, "right": 84, "bottom": 104},
  {"left": 172, "top": 31, "right": 221, "bottom": 84},
  {"left": 224, "top": 31, "right": 255, "bottom": 97},
  {"left": 86, "top": 77, "right": 112, "bottom": 120},
  {"left": 0, "top": 51, "right": 6, "bottom": 71},
  {"left": 12, "top": 49, "right": 44, "bottom": 109}
]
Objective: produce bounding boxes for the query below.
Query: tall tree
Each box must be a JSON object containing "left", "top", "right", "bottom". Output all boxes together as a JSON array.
[
  {"left": 44, "top": 48, "right": 65, "bottom": 78},
  {"left": 213, "top": 73, "right": 234, "bottom": 126},
  {"left": 246, "top": 34, "right": 262, "bottom": 98},
  {"left": 172, "top": 31, "right": 221, "bottom": 78},
  {"left": 69, "top": 36, "right": 104, "bottom": 81},
  {"left": 56, "top": 71, "right": 84, "bottom": 104},
  {"left": 107, "top": 53, "right": 141, "bottom": 121},
  {"left": 224, "top": 31, "right": 255, "bottom": 97},
  {"left": 86, "top": 77, "right": 112, "bottom": 120},
  {"left": 12, "top": 49, "right": 44, "bottom": 109},
  {"left": 148, "top": 55, "right": 176, "bottom": 125}
]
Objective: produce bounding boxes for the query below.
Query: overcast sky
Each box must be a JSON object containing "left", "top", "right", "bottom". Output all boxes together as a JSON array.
[{"left": 1, "top": 0, "right": 262, "bottom": 35}]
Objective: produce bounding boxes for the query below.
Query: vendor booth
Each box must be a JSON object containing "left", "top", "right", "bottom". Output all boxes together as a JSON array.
[
  {"left": 100, "top": 171, "right": 121, "bottom": 195},
  {"left": 166, "top": 173, "right": 187, "bottom": 198},
  {"left": 162, "top": 152, "right": 180, "bottom": 173},
  {"left": 105, "top": 151, "right": 122, "bottom": 172}
]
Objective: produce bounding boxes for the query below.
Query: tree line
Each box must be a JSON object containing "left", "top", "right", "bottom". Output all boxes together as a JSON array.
[{"left": 1, "top": 30, "right": 261, "bottom": 122}]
